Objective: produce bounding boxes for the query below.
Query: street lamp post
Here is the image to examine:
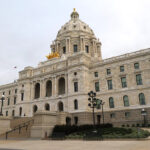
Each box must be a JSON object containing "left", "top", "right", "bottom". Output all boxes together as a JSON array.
[
  {"left": 88, "top": 91, "right": 97, "bottom": 126},
  {"left": 0, "top": 95, "right": 5, "bottom": 116},
  {"left": 97, "top": 99, "right": 105, "bottom": 124},
  {"left": 100, "top": 100, "right": 105, "bottom": 125},
  {"left": 141, "top": 108, "right": 147, "bottom": 127}
]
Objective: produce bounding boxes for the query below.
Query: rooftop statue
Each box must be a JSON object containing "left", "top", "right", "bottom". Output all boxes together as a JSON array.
[{"left": 46, "top": 51, "right": 60, "bottom": 60}]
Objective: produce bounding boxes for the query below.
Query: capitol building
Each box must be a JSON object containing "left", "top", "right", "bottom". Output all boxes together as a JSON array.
[{"left": 0, "top": 9, "right": 150, "bottom": 134}]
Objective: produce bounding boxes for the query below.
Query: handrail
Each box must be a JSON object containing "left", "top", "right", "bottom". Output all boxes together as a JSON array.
[
  {"left": 5, "top": 119, "right": 34, "bottom": 140},
  {"left": 13, "top": 119, "right": 34, "bottom": 129}
]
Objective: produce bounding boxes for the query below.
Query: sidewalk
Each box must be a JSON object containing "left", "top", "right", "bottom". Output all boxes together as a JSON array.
[{"left": 0, "top": 140, "right": 150, "bottom": 150}]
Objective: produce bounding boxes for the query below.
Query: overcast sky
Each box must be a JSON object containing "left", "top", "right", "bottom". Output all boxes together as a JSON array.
[{"left": 0, "top": 0, "right": 150, "bottom": 85}]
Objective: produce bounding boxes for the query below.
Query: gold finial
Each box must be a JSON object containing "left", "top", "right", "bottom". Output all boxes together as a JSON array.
[{"left": 73, "top": 8, "right": 76, "bottom": 12}]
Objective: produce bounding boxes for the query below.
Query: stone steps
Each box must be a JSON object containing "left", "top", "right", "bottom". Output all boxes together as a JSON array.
[{"left": 0, "top": 117, "right": 34, "bottom": 139}]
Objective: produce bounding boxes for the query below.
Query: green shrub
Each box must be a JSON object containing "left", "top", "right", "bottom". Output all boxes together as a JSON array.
[
  {"left": 52, "top": 123, "right": 113, "bottom": 136},
  {"left": 51, "top": 124, "right": 150, "bottom": 139}
]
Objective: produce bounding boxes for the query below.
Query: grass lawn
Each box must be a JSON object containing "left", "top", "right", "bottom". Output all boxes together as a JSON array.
[{"left": 66, "top": 127, "right": 150, "bottom": 139}]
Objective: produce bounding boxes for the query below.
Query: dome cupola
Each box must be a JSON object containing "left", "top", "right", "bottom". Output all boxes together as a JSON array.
[
  {"left": 70, "top": 8, "right": 79, "bottom": 21},
  {"left": 49, "top": 9, "right": 102, "bottom": 60}
]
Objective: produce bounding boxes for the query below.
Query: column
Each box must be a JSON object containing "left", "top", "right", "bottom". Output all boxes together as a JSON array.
[
  {"left": 80, "top": 37, "right": 84, "bottom": 51},
  {"left": 97, "top": 42, "right": 101, "bottom": 57},
  {"left": 41, "top": 79, "right": 45, "bottom": 98},
  {"left": 31, "top": 82, "right": 35, "bottom": 100},
  {"left": 39, "top": 80, "right": 44, "bottom": 98},
  {"left": 65, "top": 74, "right": 68, "bottom": 95},
  {"left": 80, "top": 37, "right": 82, "bottom": 51},
  {"left": 52, "top": 76, "right": 56, "bottom": 96},
  {"left": 56, "top": 41, "right": 60, "bottom": 52},
  {"left": 94, "top": 41, "right": 96, "bottom": 53},
  {"left": 66, "top": 37, "right": 70, "bottom": 54},
  {"left": 55, "top": 76, "right": 58, "bottom": 96},
  {"left": 82, "top": 38, "right": 85, "bottom": 51},
  {"left": 92, "top": 40, "right": 95, "bottom": 56},
  {"left": 66, "top": 39, "right": 68, "bottom": 53},
  {"left": 95, "top": 42, "right": 97, "bottom": 53},
  {"left": 68, "top": 38, "right": 70, "bottom": 53}
]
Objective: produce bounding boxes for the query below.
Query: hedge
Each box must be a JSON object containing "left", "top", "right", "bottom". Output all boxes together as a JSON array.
[{"left": 51, "top": 124, "right": 112, "bottom": 138}]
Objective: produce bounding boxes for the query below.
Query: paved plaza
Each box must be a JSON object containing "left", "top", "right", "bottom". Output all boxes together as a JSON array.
[{"left": 0, "top": 139, "right": 150, "bottom": 150}]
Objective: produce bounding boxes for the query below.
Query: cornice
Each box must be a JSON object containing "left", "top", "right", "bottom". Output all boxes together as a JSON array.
[{"left": 91, "top": 48, "right": 150, "bottom": 69}]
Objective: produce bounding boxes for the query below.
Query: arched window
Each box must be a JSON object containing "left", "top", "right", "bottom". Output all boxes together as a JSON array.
[
  {"left": 34, "top": 83, "right": 40, "bottom": 99},
  {"left": 45, "top": 103, "right": 50, "bottom": 111},
  {"left": 139, "top": 93, "right": 146, "bottom": 105},
  {"left": 74, "top": 99, "right": 78, "bottom": 110},
  {"left": 123, "top": 95, "right": 129, "bottom": 107},
  {"left": 58, "top": 77, "right": 65, "bottom": 95},
  {"left": 46, "top": 80, "right": 52, "bottom": 97},
  {"left": 12, "top": 110, "right": 15, "bottom": 117},
  {"left": 19, "top": 107, "right": 22, "bottom": 116},
  {"left": 58, "top": 101, "right": 64, "bottom": 112},
  {"left": 109, "top": 97, "right": 114, "bottom": 108},
  {"left": 33, "top": 105, "right": 38, "bottom": 113}
]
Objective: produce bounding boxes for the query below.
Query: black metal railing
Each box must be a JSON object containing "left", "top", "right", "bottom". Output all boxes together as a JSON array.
[{"left": 5, "top": 119, "right": 34, "bottom": 140}]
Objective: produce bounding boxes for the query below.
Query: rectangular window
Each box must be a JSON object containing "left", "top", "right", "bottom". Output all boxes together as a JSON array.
[
  {"left": 134, "top": 63, "right": 139, "bottom": 69},
  {"left": 120, "top": 66, "right": 124, "bottom": 72},
  {"left": 107, "top": 69, "right": 111, "bottom": 75},
  {"left": 6, "top": 111, "right": 8, "bottom": 116},
  {"left": 96, "top": 101, "right": 101, "bottom": 109},
  {"left": 110, "top": 113, "right": 115, "bottom": 118},
  {"left": 15, "top": 89, "right": 17, "bottom": 94},
  {"left": 9, "top": 90, "right": 11, "bottom": 95},
  {"left": 3, "top": 92, "right": 5, "bottom": 95},
  {"left": 74, "top": 82, "right": 78, "bottom": 92},
  {"left": 14, "top": 97, "right": 16, "bottom": 105},
  {"left": 107, "top": 80, "right": 113, "bottom": 90},
  {"left": 121, "top": 77, "right": 127, "bottom": 88},
  {"left": 7, "top": 98, "right": 10, "bottom": 105},
  {"left": 21, "top": 93, "right": 24, "bottom": 101},
  {"left": 95, "top": 82, "right": 100, "bottom": 92},
  {"left": 73, "top": 45, "right": 78, "bottom": 53},
  {"left": 85, "top": 45, "right": 89, "bottom": 53},
  {"left": 125, "top": 112, "right": 130, "bottom": 118},
  {"left": 63, "top": 46, "right": 66, "bottom": 54},
  {"left": 136, "top": 74, "right": 143, "bottom": 85},
  {"left": 94, "top": 72, "right": 98, "bottom": 77}
]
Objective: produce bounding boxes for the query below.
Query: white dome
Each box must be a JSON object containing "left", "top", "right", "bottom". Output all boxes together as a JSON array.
[
  {"left": 56, "top": 9, "right": 95, "bottom": 39},
  {"left": 50, "top": 9, "right": 102, "bottom": 60}
]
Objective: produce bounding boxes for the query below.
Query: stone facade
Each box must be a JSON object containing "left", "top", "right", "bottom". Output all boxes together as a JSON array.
[{"left": 0, "top": 9, "right": 150, "bottom": 127}]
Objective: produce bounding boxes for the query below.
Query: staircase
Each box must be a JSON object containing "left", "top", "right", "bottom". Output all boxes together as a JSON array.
[{"left": 0, "top": 117, "right": 34, "bottom": 139}]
